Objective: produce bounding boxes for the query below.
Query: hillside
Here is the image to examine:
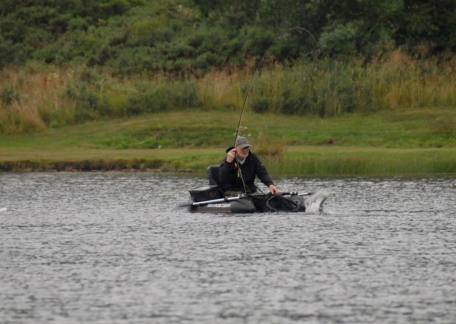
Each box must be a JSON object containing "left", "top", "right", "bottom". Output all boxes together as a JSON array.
[{"left": 1, "top": 0, "right": 455, "bottom": 73}]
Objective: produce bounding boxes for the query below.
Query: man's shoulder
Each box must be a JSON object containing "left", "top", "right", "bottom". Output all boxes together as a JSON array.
[{"left": 248, "top": 152, "right": 261, "bottom": 163}]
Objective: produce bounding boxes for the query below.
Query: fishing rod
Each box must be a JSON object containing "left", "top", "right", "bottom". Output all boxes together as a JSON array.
[
  {"left": 232, "top": 57, "right": 265, "bottom": 194},
  {"left": 179, "top": 191, "right": 313, "bottom": 208},
  {"left": 233, "top": 58, "right": 264, "bottom": 146}
]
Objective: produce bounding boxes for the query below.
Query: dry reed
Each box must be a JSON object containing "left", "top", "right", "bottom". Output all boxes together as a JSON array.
[{"left": 1, "top": 52, "right": 455, "bottom": 134}]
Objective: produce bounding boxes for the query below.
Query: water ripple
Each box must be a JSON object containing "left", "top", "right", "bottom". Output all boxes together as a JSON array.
[{"left": 1, "top": 173, "right": 455, "bottom": 323}]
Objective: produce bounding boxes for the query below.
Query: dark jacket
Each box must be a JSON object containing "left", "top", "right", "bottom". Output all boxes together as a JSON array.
[{"left": 219, "top": 152, "right": 274, "bottom": 192}]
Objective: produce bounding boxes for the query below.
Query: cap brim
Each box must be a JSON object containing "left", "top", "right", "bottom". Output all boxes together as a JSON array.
[{"left": 238, "top": 144, "right": 251, "bottom": 149}]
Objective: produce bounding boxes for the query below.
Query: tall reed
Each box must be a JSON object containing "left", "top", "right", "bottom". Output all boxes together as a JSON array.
[
  {"left": 1, "top": 52, "right": 455, "bottom": 134},
  {"left": 0, "top": 65, "right": 77, "bottom": 133},
  {"left": 247, "top": 53, "right": 456, "bottom": 116}
]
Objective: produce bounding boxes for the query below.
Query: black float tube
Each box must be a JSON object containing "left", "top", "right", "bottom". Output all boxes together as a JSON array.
[{"left": 180, "top": 192, "right": 313, "bottom": 208}]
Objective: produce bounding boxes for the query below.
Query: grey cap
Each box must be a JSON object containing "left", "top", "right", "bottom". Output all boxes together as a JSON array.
[{"left": 235, "top": 136, "right": 251, "bottom": 149}]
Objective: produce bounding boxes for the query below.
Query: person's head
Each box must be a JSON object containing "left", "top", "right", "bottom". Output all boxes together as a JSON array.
[{"left": 235, "top": 136, "right": 251, "bottom": 159}]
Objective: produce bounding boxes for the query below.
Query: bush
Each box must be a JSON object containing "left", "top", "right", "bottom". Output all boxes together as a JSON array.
[
  {"left": 241, "top": 27, "right": 274, "bottom": 58},
  {"left": 319, "top": 22, "right": 362, "bottom": 55},
  {"left": 1, "top": 87, "right": 21, "bottom": 105},
  {"left": 126, "top": 81, "right": 200, "bottom": 116},
  {"left": 251, "top": 97, "right": 269, "bottom": 113},
  {"left": 1, "top": 0, "right": 456, "bottom": 72},
  {"left": 66, "top": 83, "right": 103, "bottom": 122},
  {"left": 98, "top": 0, "right": 133, "bottom": 16},
  {"left": 195, "top": 53, "right": 219, "bottom": 71}
]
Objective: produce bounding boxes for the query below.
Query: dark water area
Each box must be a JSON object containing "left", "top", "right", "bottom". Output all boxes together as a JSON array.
[{"left": 1, "top": 173, "right": 455, "bottom": 323}]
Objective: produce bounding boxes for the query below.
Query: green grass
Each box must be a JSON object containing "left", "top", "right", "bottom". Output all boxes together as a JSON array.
[
  {"left": 1, "top": 145, "right": 455, "bottom": 177},
  {"left": 1, "top": 109, "right": 454, "bottom": 149},
  {"left": 274, "top": 146, "right": 456, "bottom": 177},
  {"left": 1, "top": 109, "right": 455, "bottom": 176}
]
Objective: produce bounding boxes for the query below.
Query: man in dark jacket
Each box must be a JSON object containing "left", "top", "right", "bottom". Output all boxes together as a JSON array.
[{"left": 219, "top": 136, "right": 279, "bottom": 194}]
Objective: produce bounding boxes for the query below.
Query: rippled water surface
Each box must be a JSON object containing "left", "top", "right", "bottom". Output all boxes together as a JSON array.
[{"left": 1, "top": 173, "right": 455, "bottom": 323}]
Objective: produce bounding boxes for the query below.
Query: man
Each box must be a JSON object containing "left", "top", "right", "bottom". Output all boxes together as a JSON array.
[{"left": 219, "top": 136, "right": 279, "bottom": 195}]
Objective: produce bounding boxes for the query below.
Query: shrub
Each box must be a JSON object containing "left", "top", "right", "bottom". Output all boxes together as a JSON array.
[
  {"left": 66, "top": 83, "right": 102, "bottom": 122},
  {"left": 251, "top": 97, "right": 269, "bottom": 113},
  {"left": 241, "top": 27, "right": 274, "bottom": 58},
  {"left": 126, "top": 81, "right": 200, "bottom": 116},
  {"left": 1, "top": 87, "right": 21, "bottom": 105},
  {"left": 319, "top": 22, "right": 362, "bottom": 55}
]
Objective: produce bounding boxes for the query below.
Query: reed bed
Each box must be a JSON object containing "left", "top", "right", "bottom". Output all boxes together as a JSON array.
[
  {"left": 1, "top": 53, "right": 455, "bottom": 134},
  {"left": 0, "top": 66, "right": 76, "bottom": 133}
]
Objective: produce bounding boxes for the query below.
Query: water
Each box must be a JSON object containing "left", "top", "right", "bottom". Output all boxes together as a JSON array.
[{"left": 1, "top": 173, "right": 455, "bottom": 323}]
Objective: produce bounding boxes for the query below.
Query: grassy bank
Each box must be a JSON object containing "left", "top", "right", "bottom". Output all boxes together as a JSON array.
[
  {"left": 1, "top": 146, "right": 455, "bottom": 177},
  {"left": 1, "top": 110, "right": 455, "bottom": 176}
]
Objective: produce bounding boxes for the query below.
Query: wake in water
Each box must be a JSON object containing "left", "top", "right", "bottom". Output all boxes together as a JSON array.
[{"left": 304, "top": 190, "right": 329, "bottom": 213}]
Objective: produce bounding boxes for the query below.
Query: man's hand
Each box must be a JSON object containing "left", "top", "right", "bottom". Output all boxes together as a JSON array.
[
  {"left": 226, "top": 148, "right": 236, "bottom": 163},
  {"left": 268, "top": 184, "right": 279, "bottom": 195}
]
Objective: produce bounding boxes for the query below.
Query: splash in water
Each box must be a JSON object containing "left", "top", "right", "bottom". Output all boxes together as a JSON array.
[{"left": 304, "top": 190, "right": 329, "bottom": 213}]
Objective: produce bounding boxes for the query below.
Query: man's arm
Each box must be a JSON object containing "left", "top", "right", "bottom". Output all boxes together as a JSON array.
[
  {"left": 219, "top": 149, "right": 237, "bottom": 188},
  {"left": 253, "top": 154, "right": 279, "bottom": 195},
  {"left": 252, "top": 154, "right": 273, "bottom": 186}
]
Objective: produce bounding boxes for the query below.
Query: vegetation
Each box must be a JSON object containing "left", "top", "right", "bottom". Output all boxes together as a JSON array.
[
  {"left": 1, "top": 0, "right": 455, "bottom": 73},
  {"left": 2, "top": 110, "right": 455, "bottom": 150},
  {"left": 0, "top": 0, "right": 455, "bottom": 176},
  {"left": 2, "top": 145, "right": 456, "bottom": 177},
  {"left": 1, "top": 110, "right": 455, "bottom": 176},
  {"left": 1, "top": 55, "right": 455, "bottom": 134}
]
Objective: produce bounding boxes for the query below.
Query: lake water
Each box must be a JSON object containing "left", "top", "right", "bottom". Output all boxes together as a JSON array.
[{"left": 1, "top": 173, "right": 455, "bottom": 323}]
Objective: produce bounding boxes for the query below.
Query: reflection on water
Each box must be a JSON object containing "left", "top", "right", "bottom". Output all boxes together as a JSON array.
[{"left": 1, "top": 173, "right": 455, "bottom": 323}]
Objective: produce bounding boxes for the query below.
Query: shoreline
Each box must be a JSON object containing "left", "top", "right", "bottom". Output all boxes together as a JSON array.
[{"left": 1, "top": 146, "right": 455, "bottom": 177}]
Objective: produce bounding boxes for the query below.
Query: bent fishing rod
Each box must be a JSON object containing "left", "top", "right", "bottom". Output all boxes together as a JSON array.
[{"left": 231, "top": 57, "right": 265, "bottom": 194}]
